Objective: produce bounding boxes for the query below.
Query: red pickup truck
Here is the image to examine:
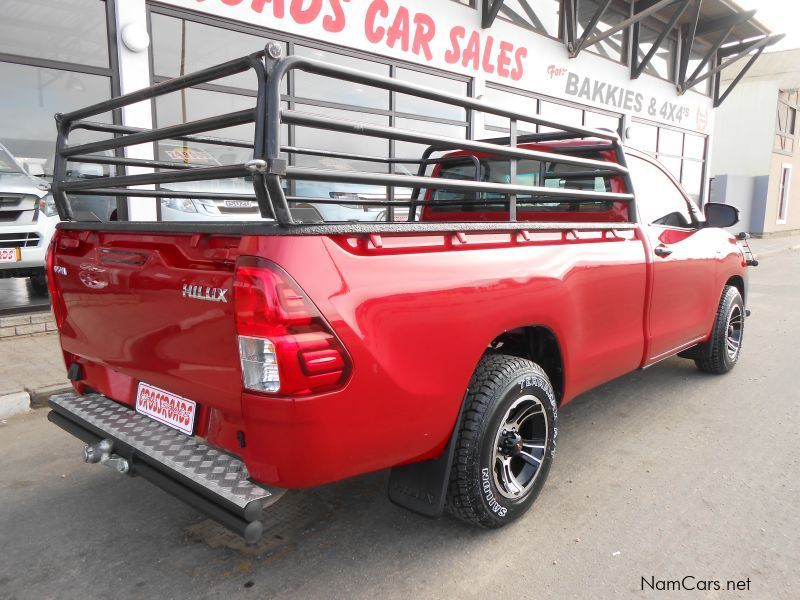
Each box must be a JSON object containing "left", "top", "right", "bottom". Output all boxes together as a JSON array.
[{"left": 46, "top": 46, "right": 751, "bottom": 542}]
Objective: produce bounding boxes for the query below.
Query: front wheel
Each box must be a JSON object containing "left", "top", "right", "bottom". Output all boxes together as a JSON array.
[
  {"left": 447, "top": 354, "right": 557, "bottom": 528},
  {"left": 694, "top": 285, "right": 744, "bottom": 374}
]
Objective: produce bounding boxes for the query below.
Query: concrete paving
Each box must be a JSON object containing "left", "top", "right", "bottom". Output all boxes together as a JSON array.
[
  {"left": 747, "top": 232, "right": 800, "bottom": 257},
  {"left": 0, "top": 245, "right": 799, "bottom": 599},
  {"left": 0, "top": 333, "right": 69, "bottom": 417}
]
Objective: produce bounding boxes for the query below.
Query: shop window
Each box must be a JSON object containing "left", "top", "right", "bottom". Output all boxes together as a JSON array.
[
  {"left": 777, "top": 164, "right": 792, "bottom": 225},
  {"left": 394, "top": 119, "right": 468, "bottom": 174},
  {"left": 683, "top": 134, "right": 706, "bottom": 161},
  {"left": 577, "top": 0, "right": 627, "bottom": 64},
  {"left": 538, "top": 101, "right": 583, "bottom": 133},
  {"left": 150, "top": 13, "right": 280, "bottom": 92},
  {"left": 775, "top": 90, "right": 798, "bottom": 155},
  {"left": 147, "top": 9, "right": 470, "bottom": 222},
  {"left": 154, "top": 87, "right": 257, "bottom": 147},
  {"left": 499, "top": 0, "right": 561, "bottom": 39},
  {"left": 482, "top": 87, "right": 539, "bottom": 135},
  {"left": 629, "top": 122, "right": 658, "bottom": 154},
  {"left": 395, "top": 69, "right": 467, "bottom": 122},
  {"left": 294, "top": 46, "right": 390, "bottom": 110},
  {"left": 0, "top": 0, "right": 109, "bottom": 68},
  {"left": 583, "top": 110, "right": 621, "bottom": 135},
  {"left": 293, "top": 105, "right": 390, "bottom": 174},
  {"left": 483, "top": 85, "right": 620, "bottom": 141},
  {"left": 680, "top": 159, "right": 703, "bottom": 198},
  {"left": 0, "top": 62, "right": 111, "bottom": 179},
  {"left": 658, "top": 128, "right": 683, "bottom": 157},
  {"left": 629, "top": 121, "right": 707, "bottom": 204}
]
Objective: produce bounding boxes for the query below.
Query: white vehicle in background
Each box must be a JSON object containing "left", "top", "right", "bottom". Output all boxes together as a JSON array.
[
  {"left": 0, "top": 142, "right": 58, "bottom": 297},
  {"left": 158, "top": 144, "right": 406, "bottom": 223}
]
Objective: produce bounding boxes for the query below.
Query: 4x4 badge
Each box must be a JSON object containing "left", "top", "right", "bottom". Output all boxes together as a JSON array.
[{"left": 182, "top": 284, "right": 229, "bottom": 303}]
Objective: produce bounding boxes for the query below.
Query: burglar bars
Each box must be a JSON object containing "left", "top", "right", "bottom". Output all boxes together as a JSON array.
[{"left": 52, "top": 43, "right": 636, "bottom": 225}]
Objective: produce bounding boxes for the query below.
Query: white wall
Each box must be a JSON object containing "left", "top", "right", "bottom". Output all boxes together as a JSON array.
[
  {"left": 156, "top": 0, "right": 714, "bottom": 134},
  {"left": 710, "top": 79, "right": 779, "bottom": 178}
]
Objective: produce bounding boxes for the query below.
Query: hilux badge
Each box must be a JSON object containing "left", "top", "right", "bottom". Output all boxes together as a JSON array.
[{"left": 182, "top": 283, "right": 229, "bottom": 303}]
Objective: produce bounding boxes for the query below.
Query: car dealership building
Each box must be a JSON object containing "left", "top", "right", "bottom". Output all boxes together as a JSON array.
[{"left": 0, "top": 0, "right": 779, "bottom": 313}]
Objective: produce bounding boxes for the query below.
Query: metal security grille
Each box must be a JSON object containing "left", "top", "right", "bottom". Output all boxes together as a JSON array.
[{"left": 51, "top": 44, "right": 636, "bottom": 227}]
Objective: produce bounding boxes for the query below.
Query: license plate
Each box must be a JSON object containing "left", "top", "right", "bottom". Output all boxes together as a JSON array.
[
  {"left": 0, "top": 248, "right": 20, "bottom": 262},
  {"left": 135, "top": 382, "right": 196, "bottom": 435},
  {"left": 224, "top": 200, "right": 253, "bottom": 208}
]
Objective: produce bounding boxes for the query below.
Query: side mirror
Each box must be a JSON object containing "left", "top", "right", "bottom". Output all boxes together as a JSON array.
[{"left": 704, "top": 202, "right": 739, "bottom": 228}]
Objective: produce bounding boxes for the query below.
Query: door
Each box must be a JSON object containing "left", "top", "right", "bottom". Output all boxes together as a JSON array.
[{"left": 628, "top": 154, "right": 718, "bottom": 362}]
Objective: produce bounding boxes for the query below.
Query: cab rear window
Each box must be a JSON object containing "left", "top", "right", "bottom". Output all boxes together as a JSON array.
[{"left": 430, "top": 155, "right": 615, "bottom": 214}]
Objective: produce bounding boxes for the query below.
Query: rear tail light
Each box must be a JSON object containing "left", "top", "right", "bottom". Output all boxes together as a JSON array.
[
  {"left": 233, "top": 257, "right": 351, "bottom": 396},
  {"left": 45, "top": 236, "right": 65, "bottom": 328}
]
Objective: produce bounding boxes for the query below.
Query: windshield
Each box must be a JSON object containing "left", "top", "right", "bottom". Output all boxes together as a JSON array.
[{"left": 0, "top": 145, "right": 23, "bottom": 174}]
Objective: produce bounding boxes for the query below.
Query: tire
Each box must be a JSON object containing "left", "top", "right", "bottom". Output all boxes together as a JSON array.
[
  {"left": 447, "top": 354, "right": 557, "bottom": 528},
  {"left": 29, "top": 273, "right": 49, "bottom": 297},
  {"left": 694, "top": 285, "right": 744, "bottom": 374}
]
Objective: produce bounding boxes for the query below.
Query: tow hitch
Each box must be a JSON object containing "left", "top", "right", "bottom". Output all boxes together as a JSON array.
[
  {"left": 83, "top": 439, "right": 130, "bottom": 474},
  {"left": 48, "top": 392, "right": 284, "bottom": 543}
]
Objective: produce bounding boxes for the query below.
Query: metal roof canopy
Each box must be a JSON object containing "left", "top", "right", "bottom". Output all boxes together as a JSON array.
[{"left": 481, "top": 0, "right": 779, "bottom": 107}]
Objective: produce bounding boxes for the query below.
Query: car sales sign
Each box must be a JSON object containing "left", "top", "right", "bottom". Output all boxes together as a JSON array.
[{"left": 159, "top": 0, "right": 714, "bottom": 130}]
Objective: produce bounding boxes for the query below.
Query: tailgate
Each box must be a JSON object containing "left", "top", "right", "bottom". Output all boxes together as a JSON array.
[{"left": 51, "top": 228, "right": 244, "bottom": 415}]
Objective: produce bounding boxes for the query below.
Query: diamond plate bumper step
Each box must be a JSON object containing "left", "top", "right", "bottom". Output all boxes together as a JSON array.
[{"left": 48, "top": 392, "right": 284, "bottom": 542}]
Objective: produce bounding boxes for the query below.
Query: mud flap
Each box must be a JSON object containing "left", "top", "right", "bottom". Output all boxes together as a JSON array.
[{"left": 387, "top": 399, "right": 465, "bottom": 518}]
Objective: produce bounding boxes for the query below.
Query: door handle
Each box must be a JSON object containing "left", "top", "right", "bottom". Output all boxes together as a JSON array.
[{"left": 654, "top": 246, "right": 672, "bottom": 257}]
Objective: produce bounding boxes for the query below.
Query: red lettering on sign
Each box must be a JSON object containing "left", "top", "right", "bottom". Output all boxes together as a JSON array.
[
  {"left": 290, "top": 0, "right": 322, "bottom": 24},
  {"left": 512, "top": 47, "right": 526, "bottom": 81},
  {"left": 444, "top": 26, "right": 465, "bottom": 65},
  {"left": 386, "top": 6, "right": 410, "bottom": 52},
  {"left": 323, "top": 0, "right": 348, "bottom": 33},
  {"left": 365, "top": 0, "right": 388, "bottom": 44},
  {"left": 496, "top": 40, "right": 513, "bottom": 78},
  {"left": 482, "top": 35, "right": 495, "bottom": 74},
  {"left": 461, "top": 30, "right": 481, "bottom": 70},
  {"left": 412, "top": 12, "right": 435, "bottom": 61}
]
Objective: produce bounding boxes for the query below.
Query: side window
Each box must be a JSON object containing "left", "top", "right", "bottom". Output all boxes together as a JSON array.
[{"left": 628, "top": 155, "right": 694, "bottom": 227}]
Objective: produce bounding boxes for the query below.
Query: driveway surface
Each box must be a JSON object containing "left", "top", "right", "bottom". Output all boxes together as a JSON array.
[{"left": 1, "top": 249, "right": 798, "bottom": 600}]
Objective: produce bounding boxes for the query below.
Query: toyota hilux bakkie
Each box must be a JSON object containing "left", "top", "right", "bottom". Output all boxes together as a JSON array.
[{"left": 45, "top": 46, "right": 753, "bottom": 542}]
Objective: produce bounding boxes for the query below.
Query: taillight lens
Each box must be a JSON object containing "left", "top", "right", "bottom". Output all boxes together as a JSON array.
[
  {"left": 45, "top": 235, "right": 65, "bottom": 328},
  {"left": 233, "top": 257, "right": 351, "bottom": 396}
]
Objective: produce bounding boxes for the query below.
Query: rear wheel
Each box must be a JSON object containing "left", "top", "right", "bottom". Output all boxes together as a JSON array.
[
  {"left": 29, "top": 273, "right": 49, "bottom": 297},
  {"left": 694, "top": 285, "right": 744, "bottom": 374},
  {"left": 447, "top": 354, "right": 557, "bottom": 528}
]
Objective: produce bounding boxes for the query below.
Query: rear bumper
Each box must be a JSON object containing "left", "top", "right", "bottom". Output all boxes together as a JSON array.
[{"left": 48, "top": 392, "right": 285, "bottom": 541}]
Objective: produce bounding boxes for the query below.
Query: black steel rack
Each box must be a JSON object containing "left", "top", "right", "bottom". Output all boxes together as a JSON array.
[{"left": 51, "top": 42, "right": 636, "bottom": 226}]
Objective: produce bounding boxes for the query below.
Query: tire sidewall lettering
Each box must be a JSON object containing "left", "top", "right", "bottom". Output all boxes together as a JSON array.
[{"left": 477, "top": 370, "right": 557, "bottom": 521}]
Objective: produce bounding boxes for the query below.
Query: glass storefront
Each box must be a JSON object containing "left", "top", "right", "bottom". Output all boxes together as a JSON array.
[
  {"left": 0, "top": 0, "right": 113, "bottom": 180},
  {"left": 0, "top": 0, "right": 114, "bottom": 312},
  {"left": 147, "top": 8, "right": 470, "bottom": 222},
  {"left": 628, "top": 119, "right": 708, "bottom": 202}
]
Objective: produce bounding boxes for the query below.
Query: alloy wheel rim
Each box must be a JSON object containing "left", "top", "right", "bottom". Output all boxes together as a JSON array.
[
  {"left": 492, "top": 395, "right": 549, "bottom": 500},
  {"left": 725, "top": 304, "right": 743, "bottom": 361}
]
